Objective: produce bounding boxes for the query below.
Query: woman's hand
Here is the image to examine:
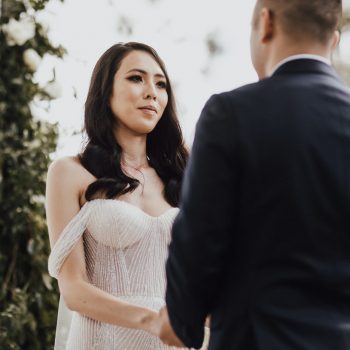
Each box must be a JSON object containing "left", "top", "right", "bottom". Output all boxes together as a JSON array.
[
  {"left": 139, "top": 309, "right": 162, "bottom": 336},
  {"left": 205, "top": 315, "right": 211, "bottom": 328},
  {"left": 157, "top": 307, "right": 185, "bottom": 347},
  {"left": 141, "top": 306, "right": 184, "bottom": 346}
]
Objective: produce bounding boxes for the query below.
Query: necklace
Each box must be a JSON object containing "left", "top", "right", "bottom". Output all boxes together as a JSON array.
[{"left": 121, "top": 159, "right": 149, "bottom": 195}]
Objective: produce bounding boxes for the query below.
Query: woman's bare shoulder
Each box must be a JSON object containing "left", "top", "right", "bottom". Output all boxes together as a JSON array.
[
  {"left": 46, "top": 156, "right": 96, "bottom": 206},
  {"left": 49, "top": 155, "right": 80, "bottom": 171},
  {"left": 48, "top": 156, "right": 95, "bottom": 184},
  {"left": 48, "top": 156, "right": 89, "bottom": 176}
]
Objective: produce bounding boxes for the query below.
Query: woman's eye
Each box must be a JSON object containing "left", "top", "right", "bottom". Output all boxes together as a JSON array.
[
  {"left": 128, "top": 75, "right": 143, "bottom": 82},
  {"left": 157, "top": 81, "right": 167, "bottom": 89}
]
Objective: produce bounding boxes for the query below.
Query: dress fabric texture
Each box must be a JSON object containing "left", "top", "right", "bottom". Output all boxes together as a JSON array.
[{"left": 48, "top": 199, "right": 208, "bottom": 350}]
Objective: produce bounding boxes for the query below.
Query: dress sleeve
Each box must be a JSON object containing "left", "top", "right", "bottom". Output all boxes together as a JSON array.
[{"left": 48, "top": 202, "right": 92, "bottom": 279}]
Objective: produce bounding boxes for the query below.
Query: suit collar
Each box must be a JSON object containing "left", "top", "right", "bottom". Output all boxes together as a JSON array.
[
  {"left": 270, "top": 54, "right": 331, "bottom": 75},
  {"left": 271, "top": 58, "right": 337, "bottom": 79}
]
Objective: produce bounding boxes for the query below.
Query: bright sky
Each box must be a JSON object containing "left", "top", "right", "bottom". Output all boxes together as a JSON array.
[{"left": 32, "top": 0, "right": 350, "bottom": 159}]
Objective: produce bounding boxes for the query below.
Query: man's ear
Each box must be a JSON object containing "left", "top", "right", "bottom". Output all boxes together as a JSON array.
[
  {"left": 259, "top": 7, "right": 274, "bottom": 43},
  {"left": 331, "top": 30, "right": 340, "bottom": 51}
]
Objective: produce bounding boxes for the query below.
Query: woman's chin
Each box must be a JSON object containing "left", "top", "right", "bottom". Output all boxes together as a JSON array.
[
  {"left": 116, "top": 118, "right": 160, "bottom": 136},
  {"left": 132, "top": 123, "right": 158, "bottom": 136}
]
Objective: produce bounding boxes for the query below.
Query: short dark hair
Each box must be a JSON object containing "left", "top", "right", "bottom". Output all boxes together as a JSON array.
[
  {"left": 79, "top": 42, "right": 188, "bottom": 207},
  {"left": 257, "top": 0, "right": 342, "bottom": 43}
]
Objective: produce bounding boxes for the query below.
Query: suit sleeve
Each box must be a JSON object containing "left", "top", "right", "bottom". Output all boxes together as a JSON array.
[{"left": 165, "top": 93, "right": 238, "bottom": 348}]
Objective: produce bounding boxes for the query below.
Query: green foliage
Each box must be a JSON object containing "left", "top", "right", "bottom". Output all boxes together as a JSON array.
[{"left": 0, "top": 0, "right": 65, "bottom": 348}]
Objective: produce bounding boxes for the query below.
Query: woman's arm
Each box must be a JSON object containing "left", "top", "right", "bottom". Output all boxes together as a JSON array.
[{"left": 45, "top": 157, "right": 158, "bottom": 332}]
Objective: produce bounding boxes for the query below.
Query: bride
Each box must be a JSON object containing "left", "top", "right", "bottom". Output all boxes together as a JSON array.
[{"left": 46, "top": 42, "right": 207, "bottom": 349}]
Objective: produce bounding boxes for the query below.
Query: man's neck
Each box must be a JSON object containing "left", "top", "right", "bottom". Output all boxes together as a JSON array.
[
  {"left": 264, "top": 41, "right": 332, "bottom": 78},
  {"left": 269, "top": 54, "right": 331, "bottom": 76}
]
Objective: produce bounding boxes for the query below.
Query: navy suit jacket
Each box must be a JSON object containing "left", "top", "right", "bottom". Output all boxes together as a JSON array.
[{"left": 166, "top": 59, "right": 350, "bottom": 350}]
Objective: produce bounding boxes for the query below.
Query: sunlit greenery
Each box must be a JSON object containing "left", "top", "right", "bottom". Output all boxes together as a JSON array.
[{"left": 0, "top": 0, "right": 65, "bottom": 348}]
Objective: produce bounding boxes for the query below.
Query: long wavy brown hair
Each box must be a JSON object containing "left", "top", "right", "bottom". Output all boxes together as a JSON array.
[{"left": 79, "top": 42, "right": 188, "bottom": 207}]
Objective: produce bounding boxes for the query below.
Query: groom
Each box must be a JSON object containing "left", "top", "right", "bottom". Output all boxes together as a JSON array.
[{"left": 158, "top": 0, "right": 350, "bottom": 349}]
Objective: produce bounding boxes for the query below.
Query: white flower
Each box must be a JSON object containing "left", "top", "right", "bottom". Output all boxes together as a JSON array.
[
  {"left": 37, "top": 17, "right": 50, "bottom": 34},
  {"left": 23, "top": 49, "right": 42, "bottom": 71},
  {"left": 2, "top": 17, "right": 36, "bottom": 46},
  {"left": 44, "top": 80, "right": 63, "bottom": 99},
  {"left": 35, "top": 10, "right": 51, "bottom": 34},
  {"left": 27, "top": 139, "right": 41, "bottom": 148},
  {"left": 31, "top": 194, "right": 45, "bottom": 204},
  {"left": 29, "top": 102, "right": 44, "bottom": 122}
]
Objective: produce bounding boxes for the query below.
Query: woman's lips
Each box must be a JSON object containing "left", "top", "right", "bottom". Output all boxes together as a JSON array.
[{"left": 138, "top": 107, "right": 157, "bottom": 115}]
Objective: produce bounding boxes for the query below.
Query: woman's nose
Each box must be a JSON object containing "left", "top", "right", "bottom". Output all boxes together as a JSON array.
[{"left": 143, "top": 82, "right": 157, "bottom": 100}]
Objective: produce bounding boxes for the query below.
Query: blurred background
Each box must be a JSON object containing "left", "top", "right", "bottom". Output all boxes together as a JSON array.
[
  {"left": 34, "top": 0, "right": 258, "bottom": 155},
  {"left": 0, "top": 0, "right": 349, "bottom": 348},
  {"left": 30, "top": 0, "right": 350, "bottom": 155}
]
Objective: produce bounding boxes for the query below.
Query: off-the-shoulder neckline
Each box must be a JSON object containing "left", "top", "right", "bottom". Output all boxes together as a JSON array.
[{"left": 82, "top": 198, "right": 179, "bottom": 219}]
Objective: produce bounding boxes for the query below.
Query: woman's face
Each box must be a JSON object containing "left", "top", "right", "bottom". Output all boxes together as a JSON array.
[{"left": 110, "top": 50, "right": 169, "bottom": 136}]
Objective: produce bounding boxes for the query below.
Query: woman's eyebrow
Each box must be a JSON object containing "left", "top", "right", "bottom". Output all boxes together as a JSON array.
[{"left": 126, "top": 68, "right": 165, "bottom": 78}]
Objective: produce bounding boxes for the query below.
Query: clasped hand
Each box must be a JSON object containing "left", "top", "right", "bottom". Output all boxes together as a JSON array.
[{"left": 146, "top": 306, "right": 185, "bottom": 348}]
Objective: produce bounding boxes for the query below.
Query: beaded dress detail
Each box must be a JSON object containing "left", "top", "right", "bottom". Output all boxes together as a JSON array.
[{"left": 48, "top": 199, "right": 199, "bottom": 350}]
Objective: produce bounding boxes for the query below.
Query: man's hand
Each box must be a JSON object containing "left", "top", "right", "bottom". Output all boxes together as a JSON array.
[{"left": 157, "top": 306, "right": 185, "bottom": 348}]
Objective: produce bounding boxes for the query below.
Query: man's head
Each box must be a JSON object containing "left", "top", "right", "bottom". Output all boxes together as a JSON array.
[{"left": 250, "top": 0, "right": 342, "bottom": 78}]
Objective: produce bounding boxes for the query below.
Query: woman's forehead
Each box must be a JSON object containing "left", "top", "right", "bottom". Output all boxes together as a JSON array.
[{"left": 118, "top": 50, "right": 164, "bottom": 77}]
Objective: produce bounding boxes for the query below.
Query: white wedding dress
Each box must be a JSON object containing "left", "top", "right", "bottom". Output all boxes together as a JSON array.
[{"left": 48, "top": 199, "right": 208, "bottom": 350}]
